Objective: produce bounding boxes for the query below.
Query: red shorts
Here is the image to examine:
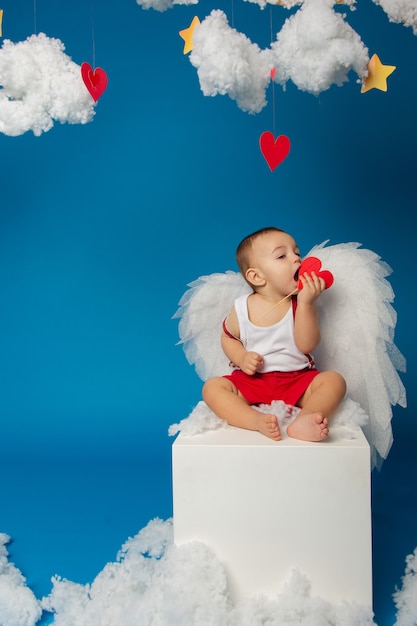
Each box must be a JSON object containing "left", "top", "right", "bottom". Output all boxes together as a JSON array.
[{"left": 223, "top": 368, "right": 320, "bottom": 407}]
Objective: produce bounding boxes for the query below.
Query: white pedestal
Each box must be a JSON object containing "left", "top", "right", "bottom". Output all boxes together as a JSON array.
[{"left": 172, "top": 425, "right": 372, "bottom": 606}]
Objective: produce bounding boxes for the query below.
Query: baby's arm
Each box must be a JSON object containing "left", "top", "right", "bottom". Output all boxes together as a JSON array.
[
  {"left": 293, "top": 272, "right": 325, "bottom": 354},
  {"left": 222, "top": 307, "right": 263, "bottom": 375}
]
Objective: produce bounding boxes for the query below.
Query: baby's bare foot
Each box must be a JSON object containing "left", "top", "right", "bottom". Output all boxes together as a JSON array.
[
  {"left": 287, "top": 412, "right": 329, "bottom": 442},
  {"left": 256, "top": 413, "right": 281, "bottom": 441}
]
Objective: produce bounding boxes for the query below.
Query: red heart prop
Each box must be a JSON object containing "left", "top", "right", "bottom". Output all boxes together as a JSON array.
[
  {"left": 297, "top": 256, "right": 334, "bottom": 290},
  {"left": 259, "top": 132, "right": 290, "bottom": 171},
  {"left": 81, "top": 62, "right": 108, "bottom": 102}
]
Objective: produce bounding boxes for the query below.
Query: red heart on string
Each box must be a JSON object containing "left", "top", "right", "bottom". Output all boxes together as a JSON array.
[
  {"left": 297, "top": 256, "right": 334, "bottom": 290},
  {"left": 81, "top": 62, "right": 108, "bottom": 102},
  {"left": 259, "top": 132, "right": 290, "bottom": 171}
]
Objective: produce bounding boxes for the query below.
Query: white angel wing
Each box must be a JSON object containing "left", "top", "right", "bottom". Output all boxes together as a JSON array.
[
  {"left": 310, "top": 241, "right": 407, "bottom": 470},
  {"left": 173, "top": 271, "right": 251, "bottom": 381}
]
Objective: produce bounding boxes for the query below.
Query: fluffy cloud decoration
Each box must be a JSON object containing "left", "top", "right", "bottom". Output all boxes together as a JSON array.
[
  {"left": 393, "top": 548, "right": 417, "bottom": 626},
  {"left": 373, "top": 0, "right": 417, "bottom": 34},
  {"left": 0, "top": 33, "right": 96, "bottom": 137},
  {"left": 136, "top": 0, "right": 417, "bottom": 34},
  {"left": 251, "top": 0, "right": 359, "bottom": 6},
  {"left": 0, "top": 533, "right": 42, "bottom": 626},
  {"left": 136, "top": 0, "right": 197, "bottom": 11},
  {"left": 188, "top": 0, "right": 369, "bottom": 113},
  {"left": 0, "top": 518, "right": 417, "bottom": 624},
  {"left": 189, "top": 10, "right": 273, "bottom": 114},
  {"left": 168, "top": 397, "right": 369, "bottom": 438},
  {"left": 136, "top": 0, "right": 416, "bottom": 112},
  {"left": 270, "top": 0, "right": 369, "bottom": 94},
  {"left": 41, "top": 517, "right": 377, "bottom": 625}
]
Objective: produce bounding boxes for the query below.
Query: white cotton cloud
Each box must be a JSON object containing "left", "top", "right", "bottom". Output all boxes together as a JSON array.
[
  {"left": 0, "top": 33, "right": 96, "bottom": 137},
  {"left": 41, "top": 518, "right": 231, "bottom": 626},
  {"left": 271, "top": 0, "right": 369, "bottom": 94},
  {"left": 393, "top": 547, "right": 417, "bottom": 625},
  {"left": 244, "top": 0, "right": 358, "bottom": 7},
  {"left": 135, "top": 0, "right": 197, "bottom": 11},
  {"left": 189, "top": 9, "right": 273, "bottom": 114},
  {"left": 168, "top": 397, "right": 369, "bottom": 438},
  {"left": 40, "top": 517, "right": 377, "bottom": 626},
  {"left": 373, "top": 0, "right": 417, "bottom": 34},
  {"left": 0, "top": 533, "right": 42, "bottom": 626},
  {"left": 136, "top": 0, "right": 415, "bottom": 110},
  {"left": 0, "top": 517, "right": 416, "bottom": 625},
  {"left": 185, "top": 1, "right": 370, "bottom": 114}
]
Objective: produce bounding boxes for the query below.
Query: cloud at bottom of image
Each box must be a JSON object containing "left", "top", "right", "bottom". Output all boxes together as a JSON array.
[{"left": 0, "top": 518, "right": 416, "bottom": 625}]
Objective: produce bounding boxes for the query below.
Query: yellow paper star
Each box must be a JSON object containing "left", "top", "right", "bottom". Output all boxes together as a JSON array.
[
  {"left": 179, "top": 16, "right": 200, "bottom": 55},
  {"left": 361, "top": 53, "right": 396, "bottom": 93},
  {"left": 0, "top": 10, "right": 3, "bottom": 38}
]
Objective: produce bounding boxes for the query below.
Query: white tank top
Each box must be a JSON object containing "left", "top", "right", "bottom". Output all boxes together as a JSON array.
[{"left": 234, "top": 294, "right": 311, "bottom": 373}]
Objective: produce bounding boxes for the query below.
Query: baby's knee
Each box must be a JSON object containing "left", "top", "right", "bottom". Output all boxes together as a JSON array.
[
  {"left": 328, "top": 370, "right": 347, "bottom": 395},
  {"left": 316, "top": 370, "right": 346, "bottom": 394},
  {"left": 202, "top": 376, "right": 225, "bottom": 401},
  {"left": 203, "top": 376, "right": 238, "bottom": 402}
]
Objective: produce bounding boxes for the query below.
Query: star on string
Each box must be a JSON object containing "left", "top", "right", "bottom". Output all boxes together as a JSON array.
[
  {"left": 0, "top": 10, "right": 3, "bottom": 37},
  {"left": 179, "top": 16, "right": 200, "bottom": 55},
  {"left": 361, "top": 53, "right": 396, "bottom": 93}
]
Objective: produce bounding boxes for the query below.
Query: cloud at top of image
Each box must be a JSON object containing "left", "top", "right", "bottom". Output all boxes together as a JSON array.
[
  {"left": 136, "top": 0, "right": 417, "bottom": 111},
  {"left": 373, "top": 0, "right": 417, "bottom": 33},
  {"left": 189, "top": 10, "right": 272, "bottom": 114},
  {"left": 269, "top": 0, "right": 369, "bottom": 95},
  {"left": 0, "top": 33, "right": 96, "bottom": 137},
  {"left": 188, "top": 3, "right": 369, "bottom": 114},
  {"left": 268, "top": 0, "right": 417, "bottom": 26},
  {"left": 136, "top": 0, "right": 417, "bottom": 35},
  {"left": 136, "top": 0, "right": 198, "bottom": 11},
  {"left": 0, "top": 518, "right": 416, "bottom": 625}
]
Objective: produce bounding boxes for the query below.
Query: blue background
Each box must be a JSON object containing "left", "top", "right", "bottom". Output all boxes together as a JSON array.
[{"left": 0, "top": 1, "right": 416, "bottom": 624}]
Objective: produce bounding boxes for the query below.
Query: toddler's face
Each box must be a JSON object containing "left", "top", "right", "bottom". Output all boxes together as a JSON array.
[{"left": 249, "top": 231, "right": 301, "bottom": 293}]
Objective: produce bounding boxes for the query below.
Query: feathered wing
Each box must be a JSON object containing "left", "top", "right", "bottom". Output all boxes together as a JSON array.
[
  {"left": 173, "top": 271, "right": 251, "bottom": 381},
  {"left": 310, "top": 241, "right": 407, "bottom": 470}
]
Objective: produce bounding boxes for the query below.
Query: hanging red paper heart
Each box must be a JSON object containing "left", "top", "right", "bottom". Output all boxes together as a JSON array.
[
  {"left": 297, "top": 256, "right": 334, "bottom": 290},
  {"left": 81, "top": 62, "right": 108, "bottom": 102},
  {"left": 259, "top": 132, "right": 290, "bottom": 171}
]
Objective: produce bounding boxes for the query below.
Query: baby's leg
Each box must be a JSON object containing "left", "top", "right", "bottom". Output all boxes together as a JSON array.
[
  {"left": 287, "top": 371, "right": 346, "bottom": 442},
  {"left": 202, "top": 377, "right": 281, "bottom": 441}
]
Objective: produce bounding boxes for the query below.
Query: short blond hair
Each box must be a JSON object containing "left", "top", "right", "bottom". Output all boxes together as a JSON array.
[{"left": 236, "top": 227, "right": 286, "bottom": 283}]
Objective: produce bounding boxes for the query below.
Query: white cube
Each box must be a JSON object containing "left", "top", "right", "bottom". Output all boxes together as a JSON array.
[{"left": 172, "top": 425, "right": 372, "bottom": 607}]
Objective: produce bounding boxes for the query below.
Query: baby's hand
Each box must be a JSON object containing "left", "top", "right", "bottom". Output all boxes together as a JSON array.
[
  {"left": 297, "top": 271, "right": 326, "bottom": 304},
  {"left": 240, "top": 351, "right": 264, "bottom": 375}
]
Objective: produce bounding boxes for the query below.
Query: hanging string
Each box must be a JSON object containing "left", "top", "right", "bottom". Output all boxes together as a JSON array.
[
  {"left": 91, "top": 1, "right": 96, "bottom": 68},
  {"left": 269, "top": 5, "right": 276, "bottom": 136},
  {"left": 33, "top": 0, "right": 37, "bottom": 35},
  {"left": 231, "top": 0, "right": 235, "bottom": 29}
]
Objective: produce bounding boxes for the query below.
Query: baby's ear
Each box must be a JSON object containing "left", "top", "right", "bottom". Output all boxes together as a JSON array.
[{"left": 246, "top": 267, "right": 265, "bottom": 288}]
